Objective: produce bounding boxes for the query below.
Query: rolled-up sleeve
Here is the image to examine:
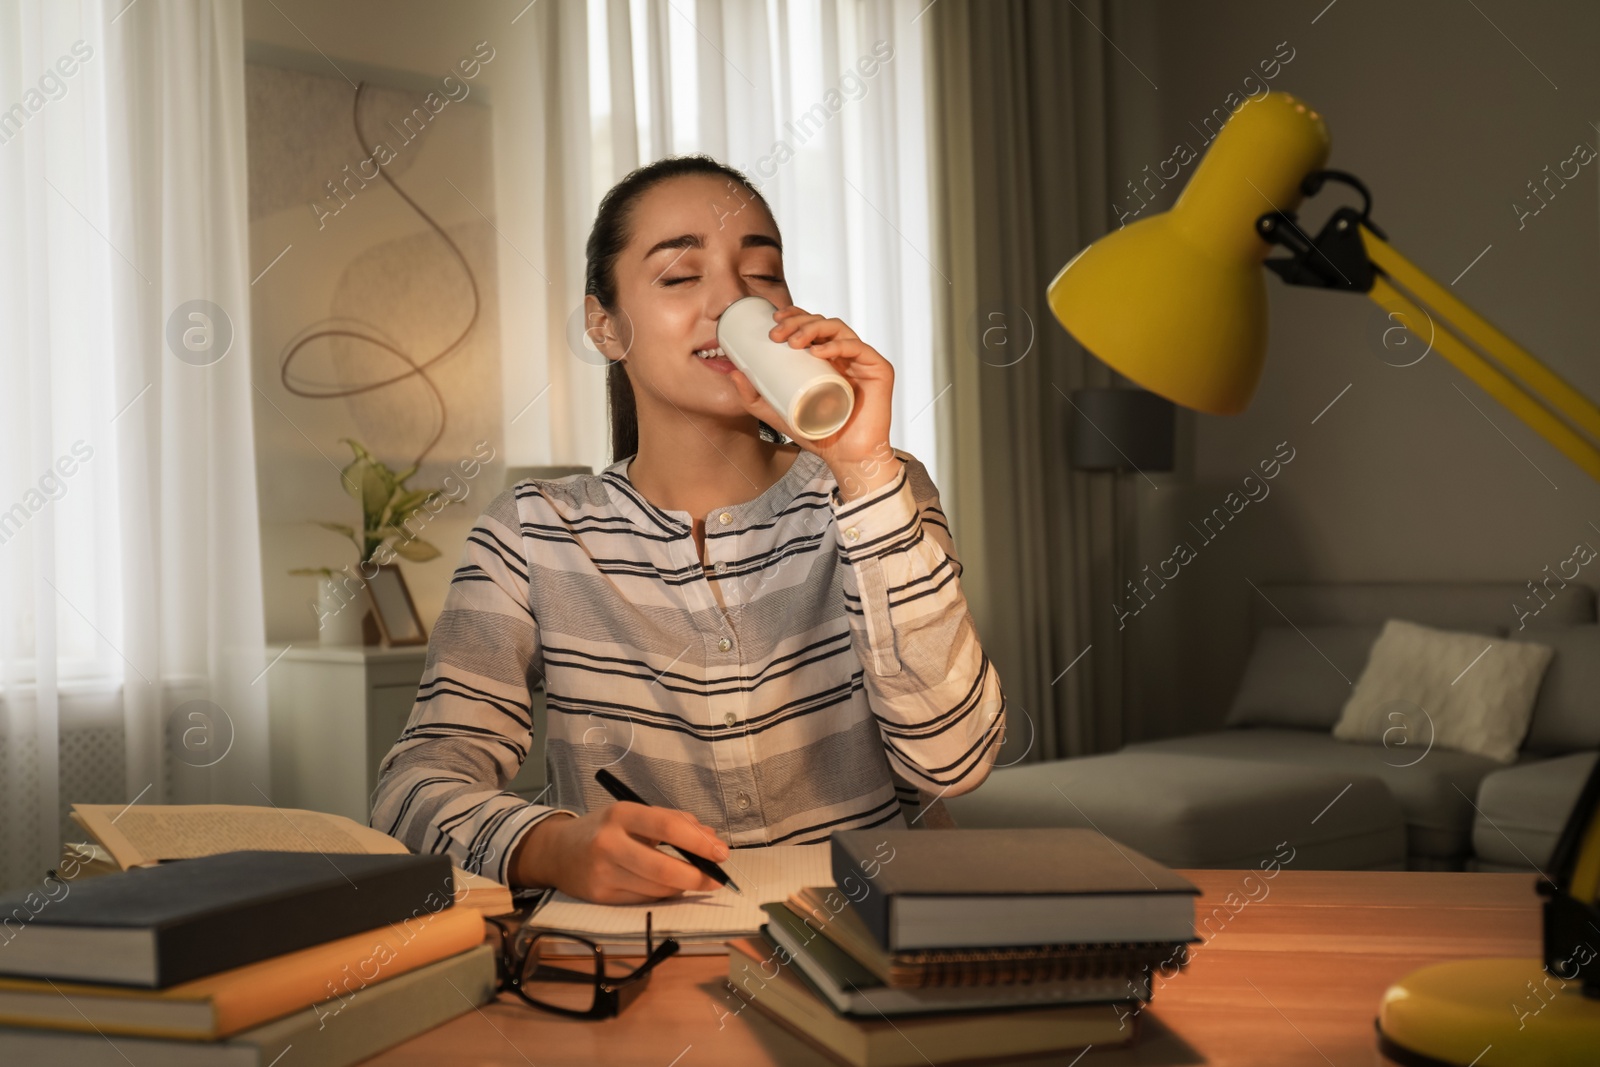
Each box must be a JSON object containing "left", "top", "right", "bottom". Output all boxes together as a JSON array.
[
  {"left": 370, "top": 487, "right": 575, "bottom": 885},
  {"left": 832, "top": 450, "right": 1007, "bottom": 797}
]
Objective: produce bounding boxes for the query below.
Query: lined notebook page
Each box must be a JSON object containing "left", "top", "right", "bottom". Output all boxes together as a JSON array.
[{"left": 529, "top": 843, "right": 833, "bottom": 941}]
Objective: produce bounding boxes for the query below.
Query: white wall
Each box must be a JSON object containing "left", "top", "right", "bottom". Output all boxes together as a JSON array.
[{"left": 1105, "top": 0, "right": 1600, "bottom": 738}]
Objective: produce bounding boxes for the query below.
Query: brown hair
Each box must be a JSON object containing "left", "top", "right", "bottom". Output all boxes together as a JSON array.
[{"left": 584, "top": 155, "right": 788, "bottom": 463}]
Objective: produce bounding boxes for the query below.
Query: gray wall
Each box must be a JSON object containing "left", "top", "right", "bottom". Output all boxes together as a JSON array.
[{"left": 1103, "top": 1, "right": 1600, "bottom": 739}]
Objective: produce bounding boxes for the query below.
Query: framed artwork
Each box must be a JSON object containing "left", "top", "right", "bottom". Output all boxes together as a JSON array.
[
  {"left": 366, "top": 564, "right": 427, "bottom": 646},
  {"left": 244, "top": 47, "right": 503, "bottom": 643}
]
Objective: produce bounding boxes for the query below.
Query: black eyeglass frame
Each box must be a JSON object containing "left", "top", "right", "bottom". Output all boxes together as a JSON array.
[{"left": 486, "top": 908, "right": 681, "bottom": 1019}]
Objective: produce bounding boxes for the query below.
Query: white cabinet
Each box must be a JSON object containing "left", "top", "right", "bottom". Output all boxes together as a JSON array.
[{"left": 266, "top": 645, "right": 547, "bottom": 824}]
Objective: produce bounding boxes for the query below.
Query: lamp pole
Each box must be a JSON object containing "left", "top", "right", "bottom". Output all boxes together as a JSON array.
[{"left": 1068, "top": 385, "right": 1174, "bottom": 751}]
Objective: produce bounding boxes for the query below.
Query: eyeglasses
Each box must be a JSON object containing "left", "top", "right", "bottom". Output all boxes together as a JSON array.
[{"left": 486, "top": 908, "right": 680, "bottom": 1019}]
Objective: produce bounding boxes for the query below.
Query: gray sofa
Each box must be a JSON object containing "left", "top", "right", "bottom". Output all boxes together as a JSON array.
[{"left": 946, "top": 582, "right": 1600, "bottom": 872}]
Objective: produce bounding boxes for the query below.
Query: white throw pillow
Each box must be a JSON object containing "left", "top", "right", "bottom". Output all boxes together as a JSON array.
[{"left": 1332, "top": 618, "right": 1554, "bottom": 763}]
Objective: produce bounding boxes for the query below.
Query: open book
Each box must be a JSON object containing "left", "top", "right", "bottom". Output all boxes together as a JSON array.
[
  {"left": 528, "top": 842, "right": 834, "bottom": 955},
  {"left": 67, "top": 804, "right": 514, "bottom": 917}
]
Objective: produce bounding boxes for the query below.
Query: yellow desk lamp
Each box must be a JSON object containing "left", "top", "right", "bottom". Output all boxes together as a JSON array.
[
  {"left": 1047, "top": 91, "right": 1600, "bottom": 481},
  {"left": 1046, "top": 89, "right": 1600, "bottom": 1066}
]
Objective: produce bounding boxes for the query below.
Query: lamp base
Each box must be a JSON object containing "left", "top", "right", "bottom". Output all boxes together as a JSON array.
[{"left": 1377, "top": 958, "right": 1600, "bottom": 1067}]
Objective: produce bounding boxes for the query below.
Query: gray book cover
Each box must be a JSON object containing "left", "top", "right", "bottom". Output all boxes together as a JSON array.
[{"left": 832, "top": 829, "right": 1199, "bottom": 950}]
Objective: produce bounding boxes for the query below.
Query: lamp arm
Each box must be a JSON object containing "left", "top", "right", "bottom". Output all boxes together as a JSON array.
[
  {"left": 1257, "top": 172, "right": 1600, "bottom": 483},
  {"left": 1359, "top": 224, "right": 1600, "bottom": 485}
]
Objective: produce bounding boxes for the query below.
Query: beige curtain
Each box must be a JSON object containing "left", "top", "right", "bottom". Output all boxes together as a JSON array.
[{"left": 927, "top": 0, "right": 1124, "bottom": 763}]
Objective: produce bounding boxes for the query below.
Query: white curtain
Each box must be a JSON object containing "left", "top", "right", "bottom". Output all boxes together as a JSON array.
[
  {"left": 0, "top": 0, "right": 267, "bottom": 890},
  {"left": 544, "top": 0, "right": 941, "bottom": 485}
]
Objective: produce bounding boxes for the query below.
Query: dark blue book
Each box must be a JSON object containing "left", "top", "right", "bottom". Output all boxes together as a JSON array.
[{"left": 0, "top": 850, "right": 452, "bottom": 988}]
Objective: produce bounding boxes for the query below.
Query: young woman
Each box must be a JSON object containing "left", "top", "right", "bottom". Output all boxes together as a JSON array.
[{"left": 372, "top": 156, "right": 1007, "bottom": 904}]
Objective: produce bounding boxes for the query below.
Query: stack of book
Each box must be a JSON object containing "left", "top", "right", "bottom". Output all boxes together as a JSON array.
[
  {"left": 727, "top": 828, "right": 1199, "bottom": 1067},
  {"left": 0, "top": 850, "right": 499, "bottom": 1066}
]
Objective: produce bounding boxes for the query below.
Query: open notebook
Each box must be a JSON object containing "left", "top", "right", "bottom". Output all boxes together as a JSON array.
[{"left": 528, "top": 843, "right": 833, "bottom": 954}]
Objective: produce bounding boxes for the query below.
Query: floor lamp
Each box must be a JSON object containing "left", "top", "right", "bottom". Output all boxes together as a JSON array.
[
  {"left": 1045, "top": 88, "right": 1599, "bottom": 1067},
  {"left": 1068, "top": 386, "right": 1175, "bottom": 749}
]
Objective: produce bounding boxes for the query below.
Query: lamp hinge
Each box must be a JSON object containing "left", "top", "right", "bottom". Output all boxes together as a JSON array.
[
  {"left": 1256, "top": 170, "right": 1388, "bottom": 294},
  {"left": 1258, "top": 205, "right": 1377, "bottom": 293}
]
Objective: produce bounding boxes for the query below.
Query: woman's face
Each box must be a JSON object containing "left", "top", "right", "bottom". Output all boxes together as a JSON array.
[{"left": 588, "top": 173, "right": 793, "bottom": 427}]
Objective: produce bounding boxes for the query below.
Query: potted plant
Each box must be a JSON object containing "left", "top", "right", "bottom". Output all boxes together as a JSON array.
[{"left": 291, "top": 439, "right": 455, "bottom": 645}]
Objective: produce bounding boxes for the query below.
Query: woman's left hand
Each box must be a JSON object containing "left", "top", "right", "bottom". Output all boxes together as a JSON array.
[{"left": 727, "top": 306, "right": 894, "bottom": 474}]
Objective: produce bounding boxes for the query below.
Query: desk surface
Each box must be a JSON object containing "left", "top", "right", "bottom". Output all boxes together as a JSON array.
[{"left": 367, "top": 869, "right": 1542, "bottom": 1067}]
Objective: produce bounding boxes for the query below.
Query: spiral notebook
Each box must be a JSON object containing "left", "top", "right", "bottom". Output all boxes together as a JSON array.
[
  {"left": 526, "top": 843, "right": 833, "bottom": 955},
  {"left": 759, "top": 901, "right": 1156, "bottom": 1014},
  {"left": 788, "top": 886, "right": 1188, "bottom": 989}
]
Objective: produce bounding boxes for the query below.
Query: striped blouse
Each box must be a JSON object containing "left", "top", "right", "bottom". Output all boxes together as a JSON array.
[{"left": 370, "top": 447, "right": 1008, "bottom": 885}]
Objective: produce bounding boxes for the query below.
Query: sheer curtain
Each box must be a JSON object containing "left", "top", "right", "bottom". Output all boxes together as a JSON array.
[
  {"left": 0, "top": 0, "right": 267, "bottom": 891},
  {"left": 549, "top": 0, "right": 942, "bottom": 487}
]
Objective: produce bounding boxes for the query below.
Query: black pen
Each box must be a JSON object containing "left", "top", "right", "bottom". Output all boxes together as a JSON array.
[{"left": 594, "top": 767, "right": 743, "bottom": 895}]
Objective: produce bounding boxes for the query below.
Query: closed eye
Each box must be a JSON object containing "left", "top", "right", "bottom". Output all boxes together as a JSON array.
[{"left": 662, "top": 275, "right": 785, "bottom": 286}]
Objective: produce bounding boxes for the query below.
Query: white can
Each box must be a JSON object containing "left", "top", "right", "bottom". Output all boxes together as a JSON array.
[{"left": 716, "top": 296, "right": 855, "bottom": 440}]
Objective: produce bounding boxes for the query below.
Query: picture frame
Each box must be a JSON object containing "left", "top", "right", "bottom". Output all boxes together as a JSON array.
[{"left": 365, "top": 563, "right": 428, "bottom": 647}]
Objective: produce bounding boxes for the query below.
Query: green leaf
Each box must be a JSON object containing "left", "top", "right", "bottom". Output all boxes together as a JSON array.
[
  {"left": 375, "top": 468, "right": 404, "bottom": 529},
  {"left": 360, "top": 465, "right": 390, "bottom": 527},
  {"left": 395, "top": 489, "right": 431, "bottom": 511},
  {"left": 376, "top": 523, "right": 424, "bottom": 544},
  {"left": 339, "top": 440, "right": 384, "bottom": 501},
  {"left": 340, "top": 438, "right": 374, "bottom": 463},
  {"left": 313, "top": 521, "right": 362, "bottom": 556},
  {"left": 314, "top": 521, "right": 357, "bottom": 541},
  {"left": 388, "top": 490, "right": 432, "bottom": 523},
  {"left": 390, "top": 537, "right": 441, "bottom": 562},
  {"left": 339, "top": 456, "right": 365, "bottom": 499}
]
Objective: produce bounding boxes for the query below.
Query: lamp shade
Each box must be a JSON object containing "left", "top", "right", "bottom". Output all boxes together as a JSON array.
[{"left": 1047, "top": 92, "right": 1331, "bottom": 415}]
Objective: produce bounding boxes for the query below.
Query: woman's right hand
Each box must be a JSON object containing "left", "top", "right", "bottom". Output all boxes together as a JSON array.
[{"left": 511, "top": 802, "right": 731, "bottom": 904}]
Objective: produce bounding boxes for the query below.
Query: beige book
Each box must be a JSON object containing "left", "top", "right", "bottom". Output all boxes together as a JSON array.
[{"left": 68, "top": 803, "right": 514, "bottom": 917}]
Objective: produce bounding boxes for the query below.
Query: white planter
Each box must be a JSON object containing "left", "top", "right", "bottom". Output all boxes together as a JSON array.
[{"left": 316, "top": 573, "right": 371, "bottom": 646}]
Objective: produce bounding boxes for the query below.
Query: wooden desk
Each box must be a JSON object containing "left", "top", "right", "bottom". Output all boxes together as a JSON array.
[{"left": 367, "top": 869, "right": 1542, "bottom": 1067}]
